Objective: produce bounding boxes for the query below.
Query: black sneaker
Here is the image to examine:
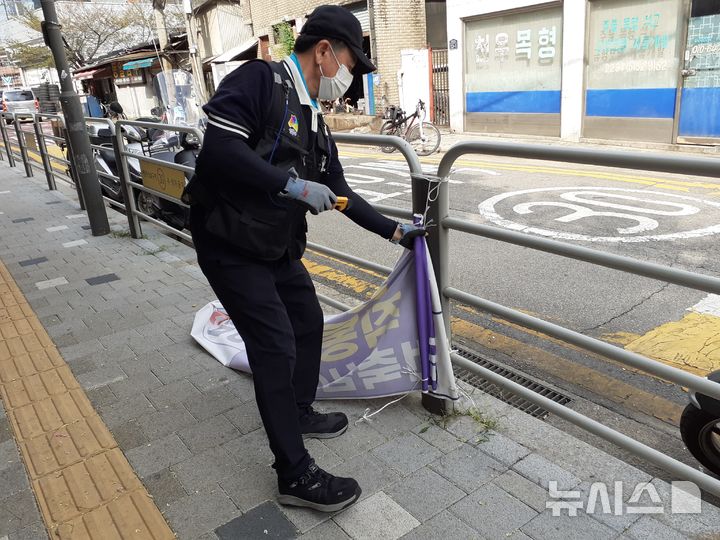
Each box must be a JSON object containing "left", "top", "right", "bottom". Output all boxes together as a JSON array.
[
  {"left": 278, "top": 461, "right": 361, "bottom": 512},
  {"left": 299, "top": 407, "right": 348, "bottom": 439}
]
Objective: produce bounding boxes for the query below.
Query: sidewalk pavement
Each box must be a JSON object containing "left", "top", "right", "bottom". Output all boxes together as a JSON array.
[
  {"left": 434, "top": 130, "right": 720, "bottom": 157},
  {"left": 346, "top": 122, "right": 720, "bottom": 157},
  {"left": 1, "top": 163, "right": 719, "bottom": 540}
]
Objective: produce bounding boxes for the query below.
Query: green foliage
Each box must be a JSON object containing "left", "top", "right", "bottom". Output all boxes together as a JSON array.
[
  {"left": 7, "top": 41, "right": 54, "bottom": 70},
  {"left": 274, "top": 22, "right": 296, "bottom": 58}
]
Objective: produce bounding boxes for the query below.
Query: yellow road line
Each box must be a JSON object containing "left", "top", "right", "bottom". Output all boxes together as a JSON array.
[
  {"left": 337, "top": 148, "right": 720, "bottom": 192},
  {"left": 304, "top": 251, "right": 684, "bottom": 424},
  {"left": 0, "top": 262, "right": 174, "bottom": 539}
]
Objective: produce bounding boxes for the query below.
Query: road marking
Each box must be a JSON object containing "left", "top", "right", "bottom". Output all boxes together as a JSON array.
[
  {"left": 387, "top": 182, "right": 412, "bottom": 188},
  {"left": 303, "top": 250, "right": 683, "bottom": 424},
  {"left": 345, "top": 173, "right": 385, "bottom": 184},
  {"left": 456, "top": 167, "right": 501, "bottom": 176},
  {"left": 66, "top": 214, "right": 84, "bottom": 219},
  {"left": 479, "top": 187, "right": 720, "bottom": 242},
  {"left": 338, "top": 149, "right": 720, "bottom": 192},
  {"left": 46, "top": 225, "right": 68, "bottom": 232},
  {"left": 610, "top": 294, "right": 720, "bottom": 376},
  {"left": 346, "top": 165, "right": 408, "bottom": 177},
  {"left": 692, "top": 294, "right": 720, "bottom": 317},
  {"left": 354, "top": 189, "right": 405, "bottom": 202}
]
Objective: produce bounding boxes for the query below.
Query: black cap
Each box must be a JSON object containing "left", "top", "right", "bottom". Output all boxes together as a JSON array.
[{"left": 300, "top": 5, "right": 376, "bottom": 75}]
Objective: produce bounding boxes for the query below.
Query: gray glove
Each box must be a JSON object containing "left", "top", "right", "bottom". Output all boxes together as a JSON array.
[
  {"left": 391, "top": 222, "right": 427, "bottom": 249},
  {"left": 280, "top": 175, "right": 337, "bottom": 215}
]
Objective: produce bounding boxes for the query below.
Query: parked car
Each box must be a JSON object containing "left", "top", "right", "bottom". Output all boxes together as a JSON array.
[{"left": 2, "top": 89, "right": 38, "bottom": 122}]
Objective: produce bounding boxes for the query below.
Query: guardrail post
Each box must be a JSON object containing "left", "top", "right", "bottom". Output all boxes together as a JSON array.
[
  {"left": 0, "top": 114, "right": 15, "bottom": 166},
  {"left": 14, "top": 116, "right": 34, "bottom": 178},
  {"left": 411, "top": 173, "right": 448, "bottom": 416},
  {"left": 114, "top": 125, "right": 142, "bottom": 238},
  {"left": 34, "top": 114, "right": 56, "bottom": 190}
]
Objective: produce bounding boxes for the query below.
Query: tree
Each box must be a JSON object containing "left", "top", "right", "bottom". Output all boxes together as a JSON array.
[
  {"left": 6, "top": 40, "right": 54, "bottom": 70},
  {"left": 14, "top": 1, "right": 185, "bottom": 69}
]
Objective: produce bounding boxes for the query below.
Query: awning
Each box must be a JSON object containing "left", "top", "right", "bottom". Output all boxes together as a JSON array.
[
  {"left": 211, "top": 39, "right": 257, "bottom": 64},
  {"left": 72, "top": 66, "right": 112, "bottom": 80},
  {"left": 122, "top": 57, "right": 158, "bottom": 70}
]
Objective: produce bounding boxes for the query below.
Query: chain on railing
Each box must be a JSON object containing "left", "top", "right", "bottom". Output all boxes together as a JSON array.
[{"left": 3, "top": 114, "right": 720, "bottom": 497}]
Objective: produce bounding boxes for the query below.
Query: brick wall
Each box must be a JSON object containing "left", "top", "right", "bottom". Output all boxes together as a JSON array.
[
  {"left": 372, "top": 0, "right": 427, "bottom": 107},
  {"left": 247, "top": 0, "right": 427, "bottom": 109}
]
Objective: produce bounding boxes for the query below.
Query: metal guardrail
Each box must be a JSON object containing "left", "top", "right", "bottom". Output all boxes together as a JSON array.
[
  {"left": 3, "top": 114, "right": 720, "bottom": 496},
  {"left": 115, "top": 119, "right": 204, "bottom": 242}
]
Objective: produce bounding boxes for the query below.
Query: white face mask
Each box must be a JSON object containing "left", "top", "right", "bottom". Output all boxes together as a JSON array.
[{"left": 318, "top": 47, "right": 354, "bottom": 101}]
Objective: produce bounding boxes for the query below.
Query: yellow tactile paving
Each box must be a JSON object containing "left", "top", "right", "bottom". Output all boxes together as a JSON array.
[
  {"left": 1, "top": 365, "right": 80, "bottom": 408},
  {"left": 34, "top": 449, "right": 144, "bottom": 524},
  {"left": 0, "top": 348, "right": 66, "bottom": 383},
  {"left": 20, "top": 416, "right": 116, "bottom": 478},
  {"left": 55, "top": 490, "right": 172, "bottom": 540},
  {"left": 0, "top": 260, "right": 175, "bottom": 540}
]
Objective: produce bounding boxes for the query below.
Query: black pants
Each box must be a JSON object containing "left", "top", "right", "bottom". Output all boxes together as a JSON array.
[{"left": 192, "top": 219, "right": 323, "bottom": 481}]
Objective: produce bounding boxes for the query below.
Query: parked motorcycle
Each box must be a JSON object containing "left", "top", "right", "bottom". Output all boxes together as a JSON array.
[
  {"left": 89, "top": 123, "right": 164, "bottom": 219},
  {"left": 147, "top": 128, "right": 200, "bottom": 230}
]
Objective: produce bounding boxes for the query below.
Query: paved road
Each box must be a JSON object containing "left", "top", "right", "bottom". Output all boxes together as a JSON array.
[{"left": 305, "top": 144, "right": 720, "bottom": 479}]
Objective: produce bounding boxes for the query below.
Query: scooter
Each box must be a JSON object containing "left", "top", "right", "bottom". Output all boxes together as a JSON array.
[
  {"left": 148, "top": 129, "right": 200, "bottom": 230},
  {"left": 680, "top": 369, "right": 720, "bottom": 475},
  {"left": 89, "top": 124, "right": 169, "bottom": 220}
]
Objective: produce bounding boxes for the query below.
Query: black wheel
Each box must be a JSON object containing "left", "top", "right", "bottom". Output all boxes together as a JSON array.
[
  {"left": 406, "top": 122, "right": 441, "bottom": 156},
  {"left": 680, "top": 403, "right": 720, "bottom": 475},
  {"left": 379, "top": 121, "right": 399, "bottom": 153},
  {"left": 135, "top": 189, "right": 160, "bottom": 218}
]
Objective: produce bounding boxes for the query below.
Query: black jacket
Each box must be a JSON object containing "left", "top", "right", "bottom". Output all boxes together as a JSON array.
[{"left": 186, "top": 58, "right": 397, "bottom": 262}]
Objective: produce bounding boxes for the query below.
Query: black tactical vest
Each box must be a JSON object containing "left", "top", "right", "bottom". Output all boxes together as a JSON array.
[{"left": 186, "top": 60, "right": 332, "bottom": 261}]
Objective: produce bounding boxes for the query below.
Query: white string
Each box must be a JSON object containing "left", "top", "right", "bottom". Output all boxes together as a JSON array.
[
  {"left": 355, "top": 392, "right": 412, "bottom": 425},
  {"left": 355, "top": 367, "right": 423, "bottom": 425}
]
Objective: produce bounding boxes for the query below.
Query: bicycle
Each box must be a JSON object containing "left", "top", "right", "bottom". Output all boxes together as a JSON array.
[{"left": 379, "top": 99, "right": 441, "bottom": 156}]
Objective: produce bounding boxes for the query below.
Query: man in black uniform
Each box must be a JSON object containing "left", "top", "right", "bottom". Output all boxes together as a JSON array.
[{"left": 186, "top": 5, "right": 424, "bottom": 512}]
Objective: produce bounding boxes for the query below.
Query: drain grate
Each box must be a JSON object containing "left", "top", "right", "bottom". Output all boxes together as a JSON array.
[{"left": 453, "top": 345, "right": 572, "bottom": 419}]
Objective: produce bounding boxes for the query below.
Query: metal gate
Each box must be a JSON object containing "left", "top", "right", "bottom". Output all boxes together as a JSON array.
[{"left": 431, "top": 49, "right": 449, "bottom": 126}]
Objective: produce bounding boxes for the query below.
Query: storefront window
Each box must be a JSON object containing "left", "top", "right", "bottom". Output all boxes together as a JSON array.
[
  {"left": 585, "top": 0, "right": 683, "bottom": 119},
  {"left": 464, "top": 7, "right": 563, "bottom": 115}
]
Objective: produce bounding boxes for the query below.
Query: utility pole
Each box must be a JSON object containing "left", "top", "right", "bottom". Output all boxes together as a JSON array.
[
  {"left": 40, "top": 0, "right": 109, "bottom": 236},
  {"left": 152, "top": 0, "right": 173, "bottom": 73},
  {"left": 183, "top": 0, "right": 206, "bottom": 104}
]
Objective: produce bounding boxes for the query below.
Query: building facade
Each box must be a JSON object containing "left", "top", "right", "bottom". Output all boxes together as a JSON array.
[
  {"left": 447, "top": 0, "right": 720, "bottom": 145},
  {"left": 248, "top": 0, "right": 428, "bottom": 109}
]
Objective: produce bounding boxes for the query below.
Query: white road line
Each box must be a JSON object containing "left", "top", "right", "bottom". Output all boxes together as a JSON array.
[
  {"left": 456, "top": 167, "right": 501, "bottom": 176},
  {"left": 360, "top": 161, "right": 464, "bottom": 184},
  {"left": 387, "top": 182, "right": 411, "bottom": 188},
  {"left": 62, "top": 239, "right": 87, "bottom": 248},
  {"left": 403, "top": 189, "right": 413, "bottom": 193},
  {"left": 36, "top": 277, "right": 68, "bottom": 290},
  {"left": 66, "top": 214, "right": 85, "bottom": 219},
  {"left": 691, "top": 294, "right": 720, "bottom": 317},
  {"left": 345, "top": 173, "right": 385, "bottom": 184},
  {"left": 0, "top": 190, "right": 10, "bottom": 194},
  {"left": 346, "top": 165, "right": 408, "bottom": 177},
  {"left": 47, "top": 225, "right": 68, "bottom": 232},
  {"left": 354, "top": 189, "right": 404, "bottom": 202}
]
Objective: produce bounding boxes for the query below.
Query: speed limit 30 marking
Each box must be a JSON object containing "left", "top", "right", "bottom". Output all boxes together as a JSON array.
[{"left": 479, "top": 187, "right": 720, "bottom": 242}]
